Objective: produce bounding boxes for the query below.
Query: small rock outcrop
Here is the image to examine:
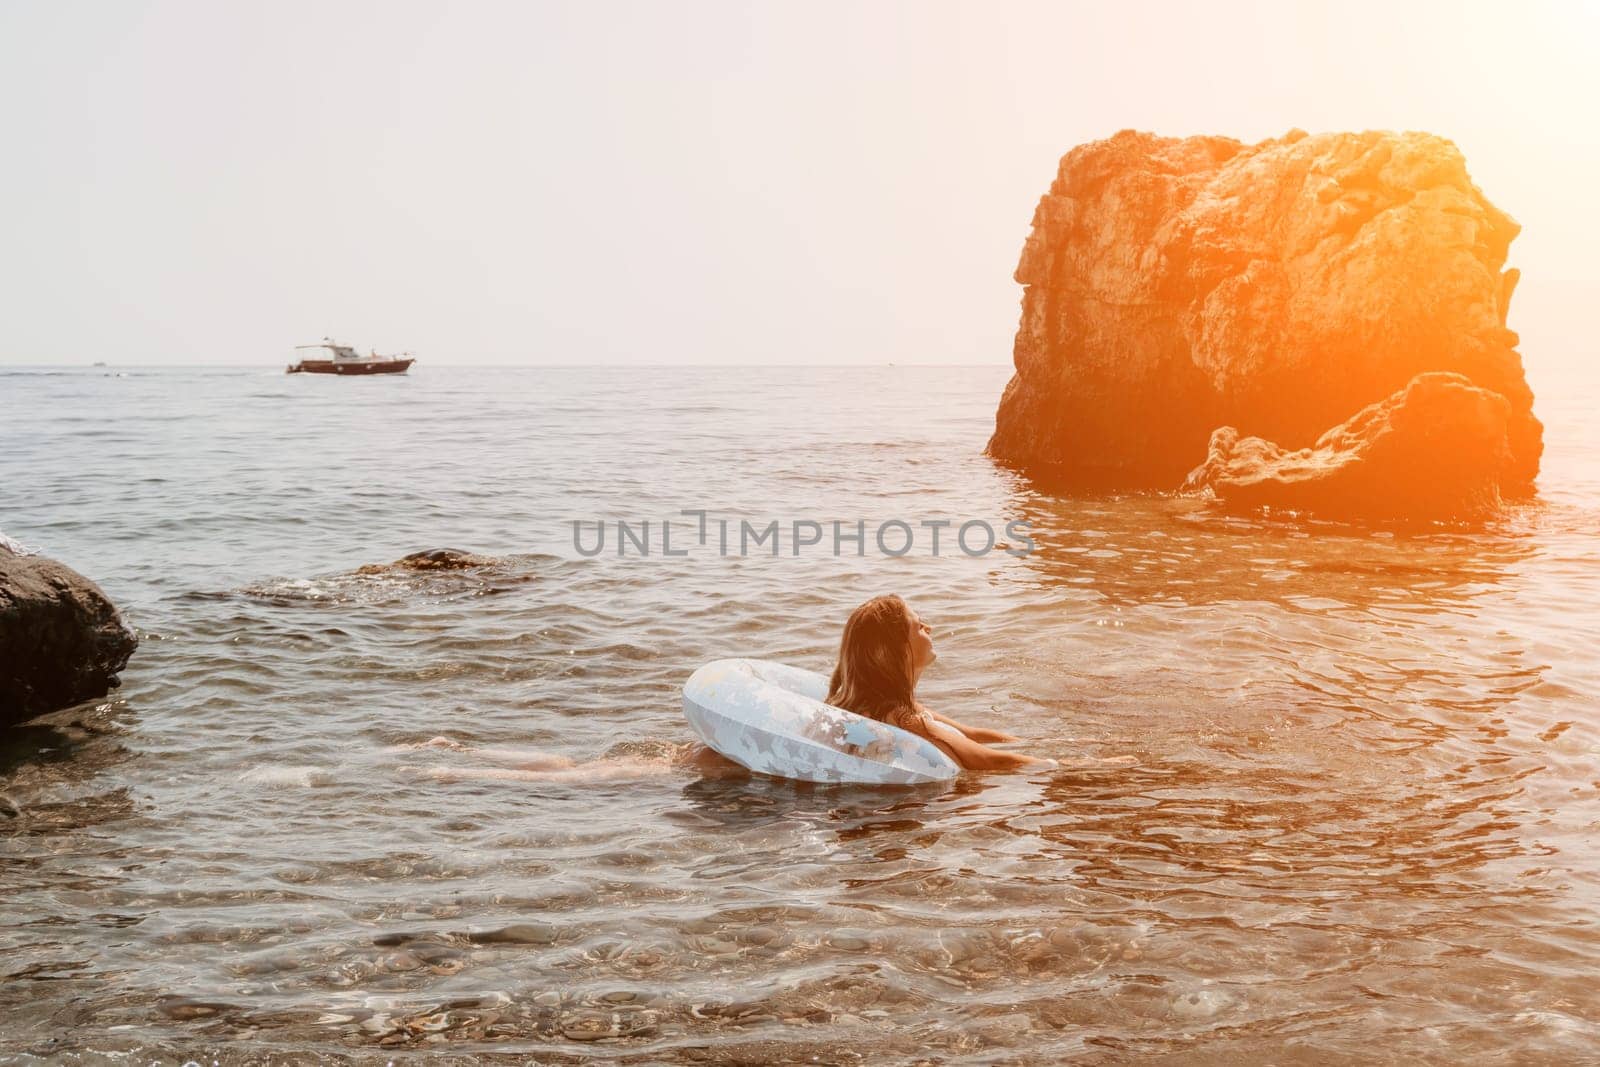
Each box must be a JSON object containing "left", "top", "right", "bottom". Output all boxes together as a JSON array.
[
  {"left": 356, "top": 548, "right": 494, "bottom": 574},
  {"left": 988, "top": 128, "right": 1542, "bottom": 498},
  {"left": 1180, "top": 372, "right": 1514, "bottom": 522},
  {"left": 1, "top": 544, "right": 138, "bottom": 729}
]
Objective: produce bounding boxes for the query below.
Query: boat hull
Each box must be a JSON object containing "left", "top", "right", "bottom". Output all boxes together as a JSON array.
[{"left": 286, "top": 359, "right": 414, "bottom": 375}]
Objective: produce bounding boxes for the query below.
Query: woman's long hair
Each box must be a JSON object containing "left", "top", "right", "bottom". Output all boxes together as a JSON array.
[{"left": 826, "top": 594, "right": 925, "bottom": 733}]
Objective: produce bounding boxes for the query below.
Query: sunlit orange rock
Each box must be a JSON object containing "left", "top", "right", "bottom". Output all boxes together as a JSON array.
[
  {"left": 1180, "top": 372, "right": 1514, "bottom": 522},
  {"left": 988, "top": 128, "right": 1542, "bottom": 495}
]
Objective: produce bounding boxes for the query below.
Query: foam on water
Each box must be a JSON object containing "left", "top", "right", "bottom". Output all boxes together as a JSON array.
[{"left": 238, "top": 764, "right": 339, "bottom": 788}]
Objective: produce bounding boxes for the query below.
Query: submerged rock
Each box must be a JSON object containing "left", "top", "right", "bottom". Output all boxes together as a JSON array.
[
  {"left": 1, "top": 544, "right": 138, "bottom": 729},
  {"left": 1181, "top": 372, "right": 1514, "bottom": 522},
  {"left": 357, "top": 548, "right": 493, "bottom": 573},
  {"left": 988, "top": 128, "right": 1542, "bottom": 494},
  {"left": 241, "top": 548, "right": 532, "bottom": 606},
  {"left": 466, "top": 922, "right": 560, "bottom": 945}
]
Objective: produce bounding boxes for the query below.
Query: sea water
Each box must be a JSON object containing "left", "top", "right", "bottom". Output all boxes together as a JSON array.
[{"left": 1, "top": 364, "right": 1597, "bottom": 1063}]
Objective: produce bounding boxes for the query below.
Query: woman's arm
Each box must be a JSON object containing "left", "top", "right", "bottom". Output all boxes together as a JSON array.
[
  {"left": 926, "top": 709, "right": 1020, "bottom": 744},
  {"left": 916, "top": 716, "right": 1052, "bottom": 772}
]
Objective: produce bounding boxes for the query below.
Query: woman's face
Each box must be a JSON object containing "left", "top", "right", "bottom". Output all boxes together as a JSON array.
[{"left": 906, "top": 606, "right": 936, "bottom": 671}]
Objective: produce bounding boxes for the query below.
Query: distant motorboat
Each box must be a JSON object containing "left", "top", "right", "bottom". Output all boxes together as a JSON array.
[{"left": 287, "top": 338, "right": 415, "bottom": 375}]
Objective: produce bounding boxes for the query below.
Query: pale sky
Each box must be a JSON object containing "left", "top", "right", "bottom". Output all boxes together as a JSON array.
[{"left": 2, "top": 0, "right": 1597, "bottom": 368}]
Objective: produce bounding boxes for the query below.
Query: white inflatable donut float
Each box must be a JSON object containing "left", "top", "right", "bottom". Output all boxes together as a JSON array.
[{"left": 682, "top": 658, "right": 961, "bottom": 785}]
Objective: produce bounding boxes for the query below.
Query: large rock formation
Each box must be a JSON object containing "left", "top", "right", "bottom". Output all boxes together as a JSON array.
[
  {"left": 1180, "top": 372, "right": 1513, "bottom": 522},
  {"left": 988, "top": 128, "right": 1542, "bottom": 500},
  {"left": 1, "top": 544, "right": 138, "bottom": 729}
]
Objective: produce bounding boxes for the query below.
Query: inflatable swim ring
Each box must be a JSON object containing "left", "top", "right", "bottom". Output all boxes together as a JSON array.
[{"left": 682, "top": 658, "right": 961, "bottom": 784}]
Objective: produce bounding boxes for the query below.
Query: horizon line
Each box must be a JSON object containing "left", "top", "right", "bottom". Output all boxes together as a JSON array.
[{"left": 0, "top": 360, "right": 1019, "bottom": 369}]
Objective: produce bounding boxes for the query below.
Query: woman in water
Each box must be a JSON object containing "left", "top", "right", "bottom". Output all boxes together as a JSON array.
[
  {"left": 826, "top": 594, "right": 1054, "bottom": 772},
  {"left": 397, "top": 594, "right": 1057, "bottom": 780}
]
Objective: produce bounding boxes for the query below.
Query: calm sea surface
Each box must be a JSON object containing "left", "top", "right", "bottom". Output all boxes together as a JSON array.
[{"left": 2, "top": 364, "right": 1598, "bottom": 1065}]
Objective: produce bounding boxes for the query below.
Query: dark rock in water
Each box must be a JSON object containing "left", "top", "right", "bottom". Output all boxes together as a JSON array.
[
  {"left": 988, "top": 128, "right": 1542, "bottom": 494},
  {"left": 1180, "top": 372, "right": 1513, "bottom": 522},
  {"left": 357, "top": 548, "right": 493, "bottom": 574},
  {"left": 1, "top": 545, "right": 138, "bottom": 729},
  {"left": 243, "top": 548, "right": 529, "bottom": 606}
]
